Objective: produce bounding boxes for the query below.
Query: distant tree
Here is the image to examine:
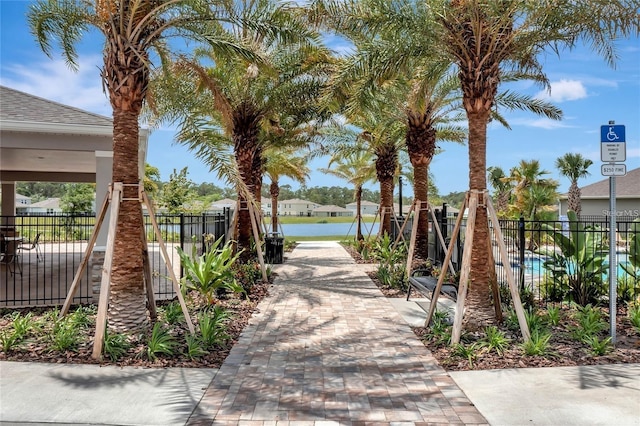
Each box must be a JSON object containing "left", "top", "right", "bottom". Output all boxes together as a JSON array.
[
  {"left": 487, "top": 166, "right": 513, "bottom": 217},
  {"left": 143, "top": 163, "right": 161, "bottom": 201},
  {"left": 16, "top": 182, "right": 65, "bottom": 202},
  {"left": 61, "top": 183, "right": 95, "bottom": 214},
  {"left": 195, "top": 182, "right": 225, "bottom": 198},
  {"left": 555, "top": 153, "right": 593, "bottom": 216},
  {"left": 158, "top": 168, "right": 197, "bottom": 214},
  {"left": 506, "top": 160, "right": 559, "bottom": 220}
]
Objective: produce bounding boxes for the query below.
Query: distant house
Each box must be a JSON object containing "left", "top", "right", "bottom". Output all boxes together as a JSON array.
[
  {"left": 25, "top": 198, "right": 62, "bottom": 215},
  {"left": 559, "top": 167, "right": 640, "bottom": 219},
  {"left": 207, "top": 198, "right": 236, "bottom": 214},
  {"left": 346, "top": 200, "right": 379, "bottom": 216},
  {"left": 13, "top": 193, "right": 32, "bottom": 214},
  {"left": 279, "top": 199, "right": 320, "bottom": 216},
  {"left": 312, "top": 205, "right": 353, "bottom": 217}
]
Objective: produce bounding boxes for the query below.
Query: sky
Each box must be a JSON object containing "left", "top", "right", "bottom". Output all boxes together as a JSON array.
[{"left": 1, "top": 1, "right": 639, "bottom": 198}]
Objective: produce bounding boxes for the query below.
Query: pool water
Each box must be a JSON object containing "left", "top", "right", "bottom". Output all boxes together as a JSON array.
[{"left": 522, "top": 253, "right": 633, "bottom": 278}]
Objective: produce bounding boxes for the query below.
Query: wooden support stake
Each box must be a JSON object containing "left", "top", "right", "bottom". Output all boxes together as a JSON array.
[
  {"left": 404, "top": 200, "right": 422, "bottom": 280},
  {"left": 451, "top": 192, "right": 479, "bottom": 344},
  {"left": 485, "top": 193, "right": 530, "bottom": 342},
  {"left": 248, "top": 200, "right": 269, "bottom": 282},
  {"left": 392, "top": 200, "right": 416, "bottom": 251},
  {"left": 428, "top": 204, "right": 456, "bottom": 276},
  {"left": 60, "top": 190, "right": 110, "bottom": 317},
  {"left": 92, "top": 183, "right": 123, "bottom": 359},
  {"left": 141, "top": 211, "right": 157, "bottom": 321},
  {"left": 142, "top": 191, "right": 194, "bottom": 334},
  {"left": 425, "top": 193, "right": 469, "bottom": 327}
]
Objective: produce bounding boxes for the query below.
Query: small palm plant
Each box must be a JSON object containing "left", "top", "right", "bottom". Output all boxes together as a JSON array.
[
  {"left": 541, "top": 211, "right": 607, "bottom": 306},
  {"left": 177, "top": 236, "right": 245, "bottom": 304}
]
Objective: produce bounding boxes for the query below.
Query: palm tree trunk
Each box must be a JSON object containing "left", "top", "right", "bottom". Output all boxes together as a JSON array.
[
  {"left": 379, "top": 176, "right": 394, "bottom": 237},
  {"left": 108, "top": 107, "right": 147, "bottom": 333},
  {"left": 355, "top": 185, "right": 363, "bottom": 241},
  {"left": 568, "top": 181, "right": 581, "bottom": 215},
  {"left": 232, "top": 103, "right": 261, "bottom": 260},
  {"left": 270, "top": 181, "right": 279, "bottom": 234},
  {"left": 406, "top": 110, "right": 436, "bottom": 265},
  {"left": 465, "top": 110, "right": 496, "bottom": 329},
  {"left": 375, "top": 143, "right": 397, "bottom": 237}
]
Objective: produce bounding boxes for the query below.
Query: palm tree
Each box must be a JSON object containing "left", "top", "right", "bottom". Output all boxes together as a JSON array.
[
  {"left": 555, "top": 153, "right": 593, "bottom": 216},
  {"left": 264, "top": 148, "right": 310, "bottom": 234},
  {"left": 148, "top": 0, "right": 332, "bottom": 258},
  {"left": 506, "top": 160, "right": 558, "bottom": 219},
  {"left": 320, "top": 149, "right": 375, "bottom": 241},
  {"left": 437, "top": 0, "right": 638, "bottom": 328},
  {"left": 28, "top": 0, "right": 220, "bottom": 332},
  {"left": 487, "top": 166, "right": 512, "bottom": 217},
  {"left": 306, "top": 0, "right": 559, "bottom": 266}
]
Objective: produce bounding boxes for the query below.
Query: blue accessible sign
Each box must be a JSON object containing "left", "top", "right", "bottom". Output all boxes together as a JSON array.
[{"left": 601, "top": 124, "right": 626, "bottom": 162}]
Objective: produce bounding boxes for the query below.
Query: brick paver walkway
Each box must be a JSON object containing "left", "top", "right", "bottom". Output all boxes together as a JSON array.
[{"left": 188, "top": 241, "right": 487, "bottom": 425}]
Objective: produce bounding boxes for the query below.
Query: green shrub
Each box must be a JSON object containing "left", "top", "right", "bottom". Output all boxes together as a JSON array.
[
  {"left": 541, "top": 211, "right": 608, "bottom": 306},
  {"left": 584, "top": 335, "right": 612, "bottom": 355},
  {"left": 0, "top": 330, "right": 21, "bottom": 352},
  {"left": 184, "top": 334, "right": 208, "bottom": 360},
  {"left": 177, "top": 236, "right": 245, "bottom": 304},
  {"left": 522, "top": 330, "right": 552, "bottom": 356},
  {"left": 545, "top": 305, "right": 561, "bottom": 326},
  {"left": 451, "top": 343, "right": 478, "bottom": 368},
  {"left": 525, "top": 308, "right": 548, "bottom": 335},
  {"left": 50, "top": 319, "right": 80, "bottom": 352},
  {"left": 571, "top": 305, "right": 607, "bottom": 343},
  {"left": 628, "top": 303, "right": 640, "bottom": 332},
  {"left": 146, "top": 322, "right": 177, "bottom": 361},
  {"left": 104, "top": 331, "right": 130, "bottom": 361},
  {"left": 162, "top": 301, "right": 184, "bottom": 325},
  {"left": 198, "top": 306, "right": 230, "bottom": 348},
  {"left": 478, "top": 326, "right": 510, "bottom": 355},
  {"left": 11, "top": 312, "right": 35, "bottom": 339}
]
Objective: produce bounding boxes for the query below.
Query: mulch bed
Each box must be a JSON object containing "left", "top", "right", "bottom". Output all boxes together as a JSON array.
[
  {"left": 341, "top": 242, "right": 640, "bottom": 371},
  {"left": 0, "top": 281, "right": 271, "bottom": 369}
]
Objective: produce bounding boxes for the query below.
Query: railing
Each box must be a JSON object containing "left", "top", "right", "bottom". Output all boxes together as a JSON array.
[
  {"left": 0, "top": 210, "right": 231, "bottom": 308},
  {"left": 425, "top": 212, "right": 639, "bottom": 305}
]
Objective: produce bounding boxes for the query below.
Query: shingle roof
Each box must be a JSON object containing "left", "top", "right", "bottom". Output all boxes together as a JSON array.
[
  {"left": 578, "top": 167, "right": 640, "bottom": 198},
  {"left": 0, "top": 85, "right": 112, "bottom": 126}
]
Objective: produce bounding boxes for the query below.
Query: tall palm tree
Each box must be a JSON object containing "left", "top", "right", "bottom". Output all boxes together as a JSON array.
[
  {"left": 306, "top": 0, "right": 559, "bottom": 265},
  {"left": 437, "top": 0, "right": 638, "bottom": 328},
  {"left": 555, "top": 153, "right": 593, "bottom": 216},
  {"left": 487, "top": 166, "right": 512, "bottom": 217},
  {"left": 28, "top": 0, "right": 221, "bottom": 332},
  {"left": 264, "top": 147, "right": 310, "bottom": 234},
  {"left": 148, "top": 0, "right": 332, "bottom": 258},
  {"left": 320, "top": 149, "right": 375, "bottom": 241}
]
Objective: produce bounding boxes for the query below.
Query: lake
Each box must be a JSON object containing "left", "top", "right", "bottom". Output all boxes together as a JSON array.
[{"left": 277, "top": 222, "right": 380, "bottom": 237}]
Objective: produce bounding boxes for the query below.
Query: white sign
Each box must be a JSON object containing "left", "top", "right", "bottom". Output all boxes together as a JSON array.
[
  {"left": 601, "top": 142, "right": 626, "bottom": 162},
  {"left": 601, "top": 163, "right": 627, "bottom": 176}
]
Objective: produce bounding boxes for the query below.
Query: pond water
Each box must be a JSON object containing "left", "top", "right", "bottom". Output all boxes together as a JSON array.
[{"left": 278, "top": 222, "right": 380, "bottom": 237}]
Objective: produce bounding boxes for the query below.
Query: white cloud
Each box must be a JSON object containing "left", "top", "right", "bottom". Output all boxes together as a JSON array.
[
  {"left": 0, "top": 55, "right": 111, "bottom": 117},
  {"left": 510, "top": 117, "right": 574, "bottom": 130},
  {"left": 535, "top": 79, "right": 588, "bottom": 103}
]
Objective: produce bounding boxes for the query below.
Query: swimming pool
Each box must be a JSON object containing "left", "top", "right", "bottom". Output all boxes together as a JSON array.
[{"left": 520, "top": 253, "right": 632, "bottom": 278}]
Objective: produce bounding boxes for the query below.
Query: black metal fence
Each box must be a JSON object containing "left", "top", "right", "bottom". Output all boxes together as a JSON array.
[
  {"left": 0, "top": 210, "right": 231, "bottom": 308},
  {"left": 425, "top": 210, "right": 639, "bottom": 305}
]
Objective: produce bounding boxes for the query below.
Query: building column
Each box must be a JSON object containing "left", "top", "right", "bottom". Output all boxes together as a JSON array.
[
  {"left": 1, "top": 181, "right": 16, "bottom": 229},
  {"left": 95, "top": 151, "right": 113, "bottom": 246}
]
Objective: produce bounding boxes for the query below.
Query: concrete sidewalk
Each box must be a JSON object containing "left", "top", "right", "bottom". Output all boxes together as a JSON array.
[{"left": 1, "top": 241, "right": 638, "bottom": 425}]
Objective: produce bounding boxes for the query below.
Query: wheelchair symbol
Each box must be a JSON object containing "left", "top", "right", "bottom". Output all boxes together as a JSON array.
[{"left": 606, "top": 127, "right": 619, "bottom": 141}]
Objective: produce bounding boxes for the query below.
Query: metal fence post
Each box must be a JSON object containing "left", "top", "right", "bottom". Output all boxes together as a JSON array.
[{"left": 519, "top": 216, "right": 525, "bottom": 291}]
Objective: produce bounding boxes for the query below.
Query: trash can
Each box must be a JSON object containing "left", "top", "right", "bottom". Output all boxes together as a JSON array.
[{"left": 264, "top": 233, "right": 284, "bottom": 264}]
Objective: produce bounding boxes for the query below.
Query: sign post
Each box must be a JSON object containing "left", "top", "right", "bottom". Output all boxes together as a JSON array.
[{"left": 601, "top": 121, "right": 626, "bottom": 344}]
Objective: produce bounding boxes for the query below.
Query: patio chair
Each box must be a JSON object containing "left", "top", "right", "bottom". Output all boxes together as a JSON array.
[
  {"left": 19, "top": 232, "right": 43, "bottom": 261},
  {"left": 0, "top": 235, "right": 22, "bottom": 276}
]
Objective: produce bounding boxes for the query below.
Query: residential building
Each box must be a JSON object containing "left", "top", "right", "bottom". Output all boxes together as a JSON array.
[
  {"left": 346, "top": 200, "right": 379, "bottom": 216},
  {"left": 312, "top": 205, "right": 353, "bottom": 217},
  {"left": 278, "top": 199, "right": 320, "bottom": 216}
]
